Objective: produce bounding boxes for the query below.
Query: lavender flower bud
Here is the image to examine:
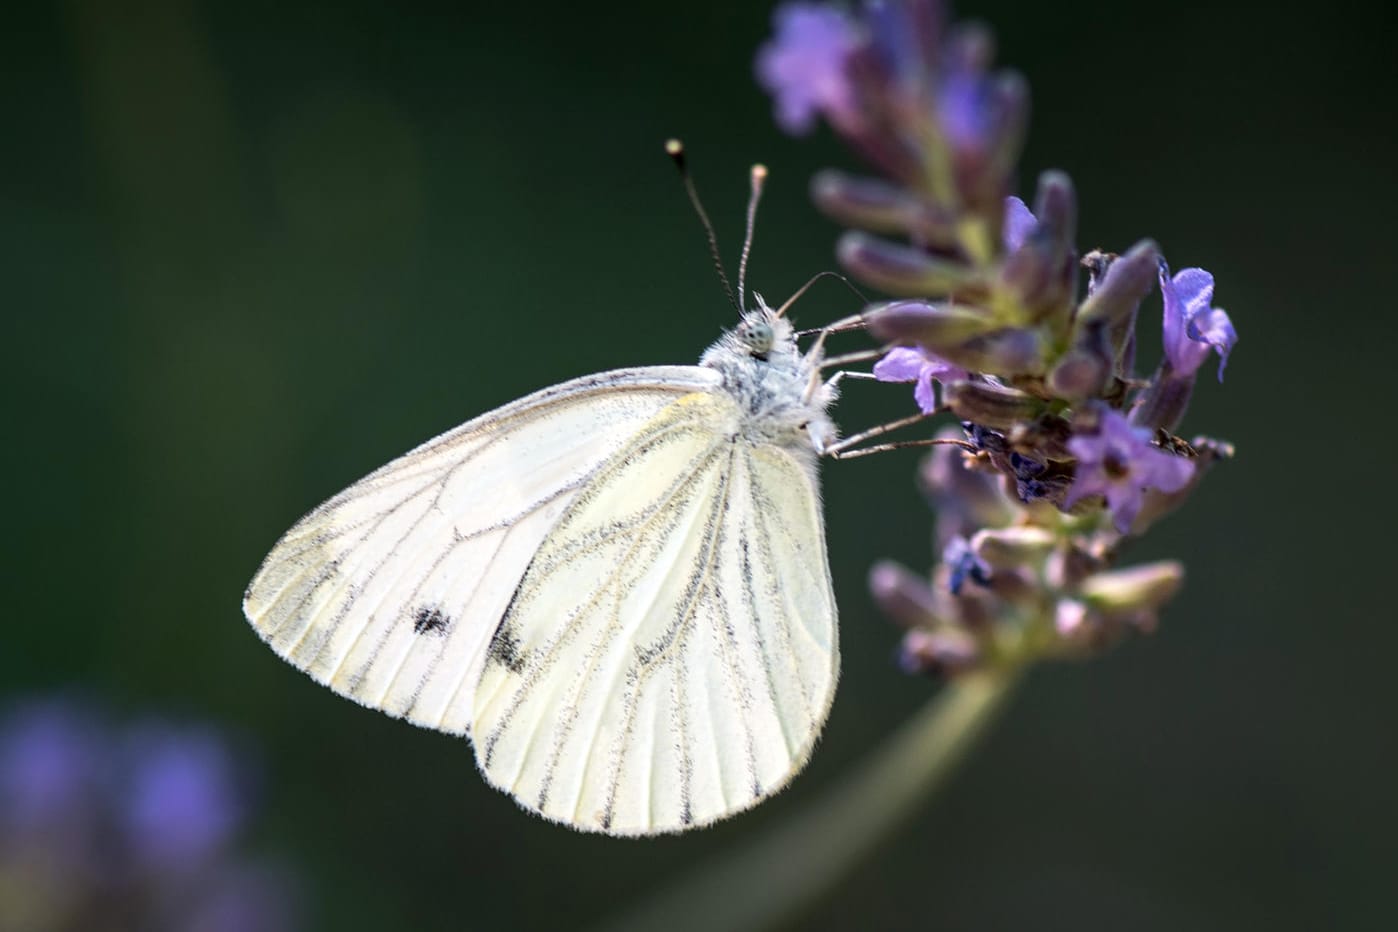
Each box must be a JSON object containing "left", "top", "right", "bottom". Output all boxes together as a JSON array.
[
  {"left": 1045, "top": 545, "right": 1104, "bottom": 591},
  {"left": 943, "top": 379, "right": 1041, "bottom": 428},
  {"left": 939, "top": 29, "right": 1029, "bottom": 229},
  {"left": 865, "top": 299, "right": 998, "bottom": 347},
  {"left": 810, "top": 169, "right": 952, "bottom": 241},
  {"left": 1076, "top": 239, "right": 1158, "bottom": 367},
  {"left": 1130, "top": 368, "right": 1195, "bottom": 433},
  {"left": 1000, "top": 171, "right": 1077, "bottom": 322},
  {"left": 869, "top": 560, "right": 939, "bottom": 628},
  {"left": 864, "top": 0, "right": 945, "bottom": 85},
  {"left": 970, "top": 526, "right": 1056, "bottom": 569},
  {"left": 982, "top": 71, "right": 1029, "bottom": 182},
  {"left": 1079, "top": 560, "right": 1185, "bottom": 616},
  {"left": 936, "top": 326, "right": 1049, "bottom": 375},
  {"left": 898, "top": 628, "right": 980, "bottom": 677},
  {"left": 837, "top": 231, "right": 983, "bottom": 296},
  {"left": 1048, "top": 319, "right": 1112, "bottom": 400}
]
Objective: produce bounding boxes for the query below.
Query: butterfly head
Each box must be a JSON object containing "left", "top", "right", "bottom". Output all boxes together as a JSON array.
[
  {"left": 735, "top": 315, "right": 775, "bottom": 360},
  {"left": 730, "top": 296, "right": 798, "bottom": 364}
]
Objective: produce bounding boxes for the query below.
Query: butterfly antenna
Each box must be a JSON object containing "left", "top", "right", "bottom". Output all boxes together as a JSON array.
[
  {"left": 666, "top": 139, "right": 739, "bottom": 312},
  {"left": 777, "top": 270, "right": 870, "bottom": 319},
  {"left": 737, "top": 163, "right": 767, "bottom": 313}
]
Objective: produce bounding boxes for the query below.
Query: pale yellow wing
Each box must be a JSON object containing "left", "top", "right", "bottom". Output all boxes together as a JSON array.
[{"left": 471, "top": 391, "right": 839, "bottom": 835}]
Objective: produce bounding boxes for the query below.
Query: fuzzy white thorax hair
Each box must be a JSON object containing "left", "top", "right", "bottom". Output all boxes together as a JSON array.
[{"left": 699, "top": 297, "right": 838, "bottom": 466}]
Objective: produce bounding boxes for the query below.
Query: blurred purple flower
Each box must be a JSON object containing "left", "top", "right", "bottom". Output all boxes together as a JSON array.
[
  {"left": 1065, "top": 409, "right": 1195, "bottom": 533},
  {"left": 1160, "top": 260, "right": 1237, "bottom": 381},
  {"left": 755, "top": 4, "right": 859, "bottom": 135},
  {"left": 187, "top": 862, "right": 300, "bottom": 932},
  {"left": 937, "top": 70, "right": 991, "bottom": 146},
  {"left": 121, "top": 727, "right": 243, "bottom": 869},
  {"left": 873, "top": 345, "right": 967, "bottom": 413},
  {"left": 0, "top": 702, "right": 100, "bottom": 832},
  {"left": 0, "top": 696, "right": 299, "bottom": 932}
]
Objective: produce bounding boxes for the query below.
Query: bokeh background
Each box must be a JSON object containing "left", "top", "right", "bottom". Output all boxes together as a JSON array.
[{"left": 7, "top": 1, "right": 1395, "bottom": 929}]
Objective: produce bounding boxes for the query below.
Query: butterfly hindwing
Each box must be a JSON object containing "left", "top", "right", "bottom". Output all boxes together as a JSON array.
[{"left": 471, "top": 390, "right": 839, "bottom": 835}]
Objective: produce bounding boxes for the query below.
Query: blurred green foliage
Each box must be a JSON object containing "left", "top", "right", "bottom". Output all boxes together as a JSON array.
[{"left": 5, "top": 1, "right": 1395, "bottom": 929}]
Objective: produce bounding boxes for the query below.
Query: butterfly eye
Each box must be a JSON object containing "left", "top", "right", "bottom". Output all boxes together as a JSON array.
[{"left": 738, "top": 320, "right": 774, "bottom": 355}]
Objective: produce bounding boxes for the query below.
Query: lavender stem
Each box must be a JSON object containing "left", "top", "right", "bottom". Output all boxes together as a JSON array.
[{"left": 599, "top": 668, "right": 1024, "bottom": 932}]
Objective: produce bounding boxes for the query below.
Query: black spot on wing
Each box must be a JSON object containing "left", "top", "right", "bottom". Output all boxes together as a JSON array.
[
  {"left": 487, "top": 623, "right": 527, "bottom": 674},
  {"left": 412, "top": 605, "right": 451, "bottom": 636}
]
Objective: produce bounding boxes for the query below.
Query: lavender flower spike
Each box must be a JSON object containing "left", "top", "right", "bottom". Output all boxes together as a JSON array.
[
  {"left": 1160, "top": 260, "right": 1238, "bottom": 381},
  {"left": 1065, "top": 408, "right": 1195, "bottom": 533},
  {"left": 755, "top": 4, "right": 859, "bottom": 135},
  {"left": 873, "top": 345, "right": 968, "bottom": 413}
]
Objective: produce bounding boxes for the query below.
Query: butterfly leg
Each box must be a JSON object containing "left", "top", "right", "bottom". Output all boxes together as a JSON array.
[
  {"left": 800, "top": 320, "right": 885, "bottom": 406},
  {"left": 821, "top": 412, "right": 976, "bottom": 460},
  {"left": 822, "top": 370, "right": 878, "bottom": 394},
  {"left": 826, "top": 436, "right": 976, "bottom": 460}
]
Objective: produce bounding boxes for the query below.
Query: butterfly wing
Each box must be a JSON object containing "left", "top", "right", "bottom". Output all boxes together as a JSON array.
[
  {"left": 243, "top": 366, "right": 722, "bottom": 737},
  {"left": 471, "top": 390, "right": 839, "bottom": 835}
]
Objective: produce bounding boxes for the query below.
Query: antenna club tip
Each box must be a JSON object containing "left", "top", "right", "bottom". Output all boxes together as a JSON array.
[
  {"left": 664, "top": 139, "right": 684, "bottom": 156},
  {"left": 751, "top": 163, "right": 769, "bottom": 179}
]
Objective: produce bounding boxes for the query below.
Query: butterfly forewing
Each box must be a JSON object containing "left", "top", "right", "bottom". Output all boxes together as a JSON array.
[
  {"left": 243, "top": 367, "right": 722, "bottom": 736},
  {"left": 471, "top": 391, "right": 838, "bottom": 835}
]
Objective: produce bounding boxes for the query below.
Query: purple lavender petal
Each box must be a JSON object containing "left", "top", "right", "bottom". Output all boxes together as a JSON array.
[
  {"left": 1137, "top": 446, "right": 1196, "bottom": 494},
  {"left": 1098, "top": 404, "right": 1150, "bottom": 449},
  {"left": 755, "top": 4, "right": 859, "bottom": 135},
  {"left": 1159, "top": 261, "right": 1233, "bottom": 378},
  {"left": 121, "top": 727, "right": 243, "bottom": 869},
  {"left": 875, "top": 347, "right": 963, "bottom": 413},
  {"left": 1172, "top": 267, "right": 1216, "bottom": 316},
  {"left": 913, "top": 370, "right": 938, "bottom": 414},
  {"left": 1063, "top": 467, "right": 1111, "bottom": 508},
  {"left": 1186, "top": 306, "right": 1238, "bottom": 381},
  {"left": 924, "top": 354, "right": 969, "bottom": 385},
  {"left": 1067, "top": 430, "right": 1105, "bottom": 467},
  {"left": 1106, "top": 484, "right": 1146, "bottom": 534},
  {"left": 1002, "top": 196, "right": 1035, "bottom": 251},
  {"left": 1067, "top": 409, "right": 1197, "bottom": 531},
  {"left": 1159, "top": 261, "right": 1198, "bottom": 373},
  {"left": 873, "top": 346, "right": 928, "bottom": 382}
]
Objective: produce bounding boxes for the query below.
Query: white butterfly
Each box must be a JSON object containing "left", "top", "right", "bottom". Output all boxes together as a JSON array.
[{"left": 243, "top": 296, "right": 851, "bottom": 836}]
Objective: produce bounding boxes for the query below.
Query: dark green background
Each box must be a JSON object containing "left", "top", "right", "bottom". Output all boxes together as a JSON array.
[{"left": 7, "top": 1, "right": 1394, "bottom": 929}]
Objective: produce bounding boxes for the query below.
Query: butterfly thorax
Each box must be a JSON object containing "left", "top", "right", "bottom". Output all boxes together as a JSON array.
[{"left": 699, "top": 306, "right": 837, "bottom": 462}]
